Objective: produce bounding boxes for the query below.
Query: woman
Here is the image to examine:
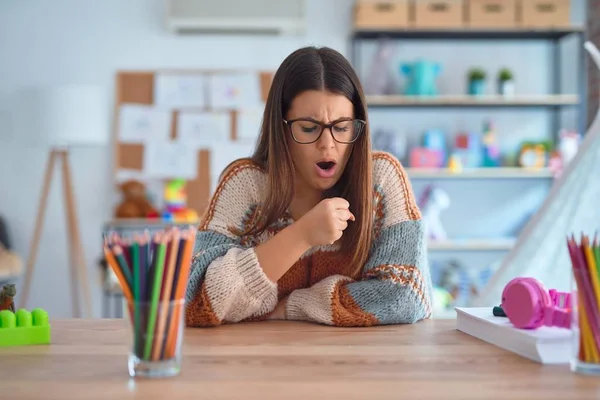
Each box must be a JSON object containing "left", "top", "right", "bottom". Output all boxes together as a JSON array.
[{"left": 185, "top": 46, "right": 432, "bottom": 327}]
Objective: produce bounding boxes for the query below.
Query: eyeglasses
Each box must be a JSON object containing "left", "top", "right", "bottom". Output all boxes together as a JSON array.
[{"left": 283, "top": 118, "right": 366, "bottom": 144}]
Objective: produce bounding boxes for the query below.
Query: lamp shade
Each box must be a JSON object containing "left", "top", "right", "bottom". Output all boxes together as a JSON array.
[{"left": 13, "top": 84, "right": 109, "bottom": 147}]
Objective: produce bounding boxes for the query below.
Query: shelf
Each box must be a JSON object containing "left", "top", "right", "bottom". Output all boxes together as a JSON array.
[
  {"left": 352, "top": 27, "right": 585, "bottom": 40},
  {"left": 407, "top": 167, "right": 554, "bottom": 179},
  {"left": 428, "top": 238, "right": 516, "bottom": 251},
  {"left": 366, "top": 94, "right": 579, "bottom": 108}
]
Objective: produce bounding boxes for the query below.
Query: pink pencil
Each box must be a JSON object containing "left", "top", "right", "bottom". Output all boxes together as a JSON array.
[{"left": 569, "top": 236, "right": 600, "bottom": 350}]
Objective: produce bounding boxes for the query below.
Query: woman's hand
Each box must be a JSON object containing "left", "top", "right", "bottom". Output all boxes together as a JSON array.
[
  {"left": 267, "top": 296, "right": 288, "bottom": 320},
  {"left": 296, "top": 197, "right": 355, "bottom": 247}
]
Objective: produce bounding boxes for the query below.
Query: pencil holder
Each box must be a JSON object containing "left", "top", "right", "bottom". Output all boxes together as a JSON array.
[
  {"left": 127, "top": 299, "right": 186, "bottom": 378},
  {"left": 567, "top": 233, "right": 600, "bottom": 375},
  {"left": 102, "top": 226, "right": 196, "bottom": 378}
]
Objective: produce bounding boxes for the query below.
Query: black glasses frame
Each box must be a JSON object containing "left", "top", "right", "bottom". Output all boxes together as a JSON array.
[{"left": 283, "top": 118, "right": 366, "bottom": 144}]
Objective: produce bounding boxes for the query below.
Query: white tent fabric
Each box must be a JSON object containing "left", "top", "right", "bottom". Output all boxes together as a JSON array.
[{"left": 472, "top": 41, "right": 600, "bottom": 307}]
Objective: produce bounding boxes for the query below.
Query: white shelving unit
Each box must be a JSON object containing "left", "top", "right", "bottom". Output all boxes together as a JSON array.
[
  {"left": 407, "top": 167, "right": 555, "bottom": 179},
  {"left": 428, "top": 238, "right": 516, "bottom": 251},
  {"left": 351, "top": 26, "right": 586, "bottom": 318},
  {"left": 366, "top": 94, "right": 579, "bottom": 108}
]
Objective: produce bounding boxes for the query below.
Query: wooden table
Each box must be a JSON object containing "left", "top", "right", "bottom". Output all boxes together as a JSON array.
[{"left": 1, "top": 319, "right": 599, "bottom": 399}]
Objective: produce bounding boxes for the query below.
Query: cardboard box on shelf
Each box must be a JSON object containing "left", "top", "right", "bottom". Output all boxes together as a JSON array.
[
  {"left": 413, "top": 0, "right": 465, "bottom": 29},
  {"left": 518, "top": 0, "right": 571, "bottom": 28},
  {"left": 354, "top": 1, "right": 411, "bottom": 29},
  {"left": 466, "top": 0, "right": 518, "bottom": 28}
]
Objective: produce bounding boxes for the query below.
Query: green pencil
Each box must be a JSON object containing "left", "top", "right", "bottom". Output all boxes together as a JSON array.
[
  {"left": 132, "top": 238, "right": 141, "bottom": 357},
  {"left": 143, "top": 236, "right": 167, "bottom": 360}
]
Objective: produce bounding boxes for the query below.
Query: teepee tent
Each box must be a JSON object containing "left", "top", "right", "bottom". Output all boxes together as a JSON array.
[{"left": 472, "top": 41, "right": 600, "bottom": 307}]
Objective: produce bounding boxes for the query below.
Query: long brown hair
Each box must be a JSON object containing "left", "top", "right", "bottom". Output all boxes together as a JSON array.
[{"left": 243, "top": 46, "right": 373, "bottom": 277}]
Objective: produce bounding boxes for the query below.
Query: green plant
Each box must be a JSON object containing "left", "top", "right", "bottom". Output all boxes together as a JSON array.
[
  {"left": 498, "top": 68, "right": 513, "bottom": 82},
  {"left": 468, "top": 68, "right": 486, "bottom": 81}
]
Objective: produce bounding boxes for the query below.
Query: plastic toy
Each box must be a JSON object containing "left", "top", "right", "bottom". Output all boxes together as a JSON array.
[
  {"left": 501, "top": 277, "right": 571, "bottom": 330},
  {"left": 558, "top": 129, "right": 581, "bottom": 167},
  {"left": 363, "top": 39, "right": 398, "bottom": 95},
  {"left": 422, "top": 129, "right": 447, "bottom": 166},
  {"left": 518, "top": 142, "right": 547, "bottom": 169},
  {"left": 401, "top": 60, "right": 441, "bottom": 96},
  {"left": 0, "top": 283, "right": 16, "bottom": 312},
  {"left": 447, "top": 153, "right": 463, "bottom": 173},
  {"left": 162, "top": 179, "right": 199, "bottom": 223},
  {"left": 481, "top": 121, "right": 501, "bottom": 167},
  {"left": 0, "top": 308, "right": 51, "bottom": 347},
  {"left": 418, "top": 185, "right": 450, "bottom": 240},
  {"left": 453, "top": 132, "right": 481, "bottom": 168}
]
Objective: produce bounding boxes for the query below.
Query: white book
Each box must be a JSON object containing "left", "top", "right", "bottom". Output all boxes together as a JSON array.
[{"left": 455, "top": 307, "right": 573, "bottom": 364}]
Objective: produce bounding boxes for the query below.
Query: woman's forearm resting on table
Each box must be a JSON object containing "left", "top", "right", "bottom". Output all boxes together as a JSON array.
[
  {"left": 284, "top": 219, "right": 432, "bottom": 327},
  {"left": 184, "top": 230, "right": 278, "bottom": 326}
]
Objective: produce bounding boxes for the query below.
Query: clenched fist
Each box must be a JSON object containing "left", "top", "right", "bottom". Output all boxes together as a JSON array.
[{"left": 296, "top": 197, "right": 355, "bottom": 247}]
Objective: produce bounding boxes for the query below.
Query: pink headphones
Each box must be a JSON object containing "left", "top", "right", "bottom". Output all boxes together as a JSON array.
[{"left": 501, "top": 277, "right": 571, "bottom": 330}]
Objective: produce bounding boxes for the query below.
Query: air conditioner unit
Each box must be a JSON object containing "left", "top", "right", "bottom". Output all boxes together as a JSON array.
[{"left": 165, "top": 0, "right": 307, "bottom": 35}]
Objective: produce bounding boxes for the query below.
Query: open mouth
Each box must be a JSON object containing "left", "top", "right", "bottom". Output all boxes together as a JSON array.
[{"left": 316, "top": 161, "right": 336, "bottom": 170}]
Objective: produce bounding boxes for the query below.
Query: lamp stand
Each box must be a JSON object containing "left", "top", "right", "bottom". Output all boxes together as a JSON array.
[{"left": 19, "top": 148, "right": 92, "bottom": 318}]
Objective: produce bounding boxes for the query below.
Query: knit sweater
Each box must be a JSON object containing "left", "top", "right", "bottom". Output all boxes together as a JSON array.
[{"left": 184, "top": 151, "right": 432, "bottom": 327}]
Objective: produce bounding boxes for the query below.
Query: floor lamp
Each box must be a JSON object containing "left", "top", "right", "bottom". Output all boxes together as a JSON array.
[{"left": 18, "top": 85, "right": 108, "bottom": 318}]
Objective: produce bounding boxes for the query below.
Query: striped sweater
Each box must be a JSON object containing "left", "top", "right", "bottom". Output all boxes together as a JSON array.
[{"left": 185, "top": 151, "right": 432, "bottom": 327}]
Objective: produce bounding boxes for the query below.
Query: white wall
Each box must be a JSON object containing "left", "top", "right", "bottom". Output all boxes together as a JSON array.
[{"left": 0, "top": 0, "right": 586, "bottom": 317}]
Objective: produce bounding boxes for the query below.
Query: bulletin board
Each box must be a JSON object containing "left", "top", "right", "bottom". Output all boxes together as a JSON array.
[{"left": 112, "top": 69, "right": 273, "bottom": 216}]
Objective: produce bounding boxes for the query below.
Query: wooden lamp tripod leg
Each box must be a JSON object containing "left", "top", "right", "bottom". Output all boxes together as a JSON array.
[
  {"left": 61, "top": 150, "right": 92, "bottom": 318},
  {"left": 19, "top": 150, "right": 58, "bottom": 311},
  {"left": 19, "top": 149, "right": 93, "bottom": 319}
]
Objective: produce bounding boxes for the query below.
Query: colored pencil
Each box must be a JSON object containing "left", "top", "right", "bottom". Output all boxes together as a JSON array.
[
  {"left": 568, "top": 233, "right": 600, "bottom": 364},
  {"left": 102, "top": 226, "right": 196, "bottom": 362},
  {"left": 165, "top": 227, "right": 195, "bottom": 358}
]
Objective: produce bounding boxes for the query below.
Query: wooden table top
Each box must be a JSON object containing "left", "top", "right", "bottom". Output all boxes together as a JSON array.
[{"left": 1, "top": 318, "right": 599, "bottom": 399}]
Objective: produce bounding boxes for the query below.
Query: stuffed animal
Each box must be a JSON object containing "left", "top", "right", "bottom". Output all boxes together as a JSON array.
[
  {"left": 558, "top": 129, "right": 581, "bottom": 167},
  {"left": 114, "top": 180, "right": 159, "bottom": 219}
]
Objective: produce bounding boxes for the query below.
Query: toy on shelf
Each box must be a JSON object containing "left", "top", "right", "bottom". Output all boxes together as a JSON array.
[
  {"left": 115, "top": 180, "right": 159, "bottom": 219},
  {"left": 0, "top": 284, "right": 15, "bottom": 312},
  {"left": 364, "top": 39, "right": 398, "bottom": 95},
  {"left": 518, "top": 141, "right": 549, "bottom": 169},
  {"left": 401, "top": 60, "right": 441, "bottom": 96},
  {"left": 481, "top": 120, "right": 501, "bottom": 167},
  {"left": 447, "top": 153, "right": 463, "bottom": 173},
  {"left": 453, "top": 131, "right": 482, "bottom": 168},
  {"left": 0, "top": 308, "right": 51, "bottom": 347},
  {"left": 372, "top": 128, "right": 407, "bottom": 162},
  {"left": 409, "top": 128, "right": 447, "bottom": 168},
  {"left": 418, "top": 185, "right": 450, "bottom": 240},
  {"left": 558, "top": 129, "right": 581, "bottom": 167},
  {"left": 162, "top": 179, "right": 199, "bottom": 223},
  {"left": 549, "top": 130, "right": 581, "bottom": 177}
]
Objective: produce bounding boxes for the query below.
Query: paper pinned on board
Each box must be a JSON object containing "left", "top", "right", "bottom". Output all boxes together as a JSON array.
[
  {"left": 118, "top": 104, "right": 172, "bottom": 144},
  {"left": 236, "top": 106, "right": 264, "bottom": 142},
  {"left": 209, "top": 142, "right": 255, "bottom": 194},
  {"left": 177, "top": 111, "right": 231, "bottom": 148},
  {"left": 154, "top": 73, "right": 207, "bottom": 109},
  {"left": 143, "top": 139, "right": 198, "bottom": 180},
  {"left": 209, "top": 72, "right": 263, "bottom": 109}
]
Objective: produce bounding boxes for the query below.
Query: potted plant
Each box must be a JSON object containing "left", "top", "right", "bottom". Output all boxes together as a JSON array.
[
  {"left": 467, "top": 68, "right": 486, "bottom": 96},
  {"left": 497, "top": 68, "right": 515, "bottom": 96}
]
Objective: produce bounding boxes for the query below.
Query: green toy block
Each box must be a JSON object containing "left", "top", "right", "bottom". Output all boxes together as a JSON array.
[{"left": 0, "top": 308, "right": 51, "bottom": 347}]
